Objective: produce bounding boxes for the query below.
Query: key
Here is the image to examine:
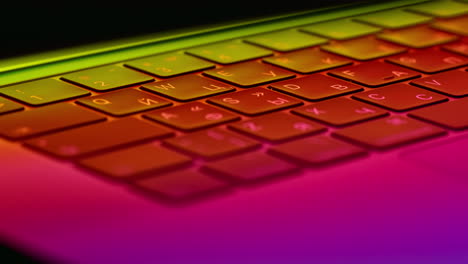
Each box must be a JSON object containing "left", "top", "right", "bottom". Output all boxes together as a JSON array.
[
  {"left": 186, "top": 41, "right": 272, "bottom": 64},
  {"left": 321, "top": 36, "right": 406, "bottom": 60},
  {"left": 377, "top": 25, "right": 458, "bottom": 49},
  {"left": 442, "top": 37, "right": 468, "bottom": 56},
  {"left": 406, "top": 0, "right": 468, "bottom": 18},
  {"left": 207, "top": 87, "right": 302, "bottom": 115},
  {"left": 141, "top": 75, "right": 235, "bottom": 101},
  {"left": 144, "top": 101, "right": 239, "bottom": 131},
  {"left": 244, "top": 29, "right": 327, "bottom": 52},
  {"left": 76, "top": 89, "right": 172, "bottom": 116},
  {"left": 268, "top": 135, "right": 367, "bottom": 165},
  {"left": 61, "top": 65, "right": 153, "bottom": 91},
  {"left": 385, "top": 49, "right": 468, "bottom": 73},
  {"left": 0, "top": 78, "right": 89, "bottom": 106},
  {"left": 352, "top": 83, "right": 448, "bottom": 111},
  {"left": 333, "top": 116, "right": 446, "bottom": 149},
  {"left": 269, "top": 74, "right": 363, "bottom": 101},
  {"left": 292, "top": 97, "right": 388, "bottom": 126},
  {"left": 328, "top": 61, "right": 420, "bottom": 87},
  {"left": 134, "top": 169, "right": 230, "bottom": 201},
  {"left": 228, "top": 112, "right": 326, "bottom": 142},
  {"left": 124, "top": 52, "right": 215, "bottom": 77},
  {"left": 411, "top": 70, "right": 468, "bottom": 97},
  {"left": 354, "top": 9, "right": 432, "bottom": 29},
  {"left": 203, "top": 152, "right": 298, "bottom": 182},
  {"left": 203, "top": 61, "right": 295, "bottom": 87},
  {"left": 432, "top": 15, "right": 468, "bottom": 36},
  {"left": 301, "top": 19, "right": 381, "bottom": 40},
  {"left": 0, "top": 97, "right": 23, "bottom": 115},
  {"left": 24, "top": 117, "right": 173, "bottom": 158},
  {"left": 163, "top": 128, "right": 260, "bottom": 159},
  {"left": 0, "top": 103, "right": 106, "bottom": 140},
  {"left": 262, "top": 48, "right": 352, "bottom": 74},
  {"left": 408, "top": 98, "right": 468, "bottom": 130},
  {"left": 78, "top": 143, "right": 192, "bottom": 179}
]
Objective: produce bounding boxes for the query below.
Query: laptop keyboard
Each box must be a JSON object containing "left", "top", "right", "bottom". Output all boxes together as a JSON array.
[{"left": 1, "top": 0, "right": 468, "bottom": 203}]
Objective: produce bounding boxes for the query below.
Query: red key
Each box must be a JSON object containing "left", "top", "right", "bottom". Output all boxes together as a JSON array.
[
  {"left": 333, "top": 116, "right": 446, "bottom": 149},
  {"left": 443, "top": 37, "right": 468, "bottom": 56},
  {"left": 328, "top": 61, "right": 420, "bottom": 87},
  {"left": 411, "top": 70, "right": 468, "bottom": 97},
  {"left": 24, "top": 118, "right": 173, "bottom": 158},
  {"left": 386, "top": 49, "right": 468, "bottom": 73},
  {"left": 207, "top": 87, "right": 302, "bottom": 115},
  {"left": 269, "top": 74, "right": 363, "bottom": 101},
  {"left": 408, "top": 98, "right": 468, "bottom": 130},
  {"left": 228, "top": 112, "right": 326, "bottom": 142}
]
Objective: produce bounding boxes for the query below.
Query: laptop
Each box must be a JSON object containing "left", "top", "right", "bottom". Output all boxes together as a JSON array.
[{"left": 2, "top": 1, "right": 468, "bottom": 263}]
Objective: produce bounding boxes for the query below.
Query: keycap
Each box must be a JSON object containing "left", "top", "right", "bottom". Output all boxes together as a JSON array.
[
  {"left": 292, "top": 97, "right": 388, "bottom": 126},
  {"left": 134, "top": 169, "right": 230, "bottom": 201},
  {"left": 269, "top": 74, "right": 363, "bottom": 101},
  {"left": 0, "top": 78, "right": 89, "bottom": 106},
  {"left": 203, "top": 152, "right": 299, "bottom": 182},
  {"left": 262, "top": 48, "right": 352, "bottom": 74},
  {"left": 321, "top": 36, "right": 406, "bottom": 60},
  {"left": 354, "top": 9, "right": 432, "bottom": 29},
  {"left": 244, "top": 29, "right": 327, "bottom": 52},
  {"left": 207, "top": 87, "right": 302, "bottom": 115},
  {"left": 333, "top": 116, "right": 446, "bottom": 149},
  {"left": 442, "top": 37, "right": 468, "bottom": 56},
  {"left": 61, "top": 65, "right": 153, "bottom": 91},
  {"left": 76, "top": 89, "right": 172, "bottom": 116},
  {"left": 385, "top": 49, "right": 468, "bottom": 73},
  {"left": 301, "top": 19, "right": 381, "bottom": 40},
  {"left": 228, "top": 112, "right": 326, "bottom": 142},
  {"left": 406, "top": 0, "right": 468, "bottom": 18},
  {"left": 144, "top": 101, "right": 239, "bottom": 131},
  {"left": 411, "top": 70, "right": 468, "bottom": 97},
  {"left": 408, "top": 98, "right": 468, "bottom": 130},
  {"left": 377, "top": 25, "right": 458, "bottom": 48},
  {"left": 140, "top": 75, "right": 235, "bottom": 101},
  {"left": 352, "top": 83, "right": 447, "bottom": 111},
  {"left": 432, "top": 15, "right": 468, "bottom": 36},
  {"left": 0, "top": 103, "right": 106, "bottom": 140},
  {"left": 0, "top": 97, "right": 23, "bottom": 115},
  {"left": 163, "top": 128, "right": 260, "bottom": 159},
  {"left": 203, "top": 61, "right": 295, "bottom": 87},
  {"left": 268, "top": 135, "right": 367, "bottom": 165},
  {"left": 328, "top": 61, "right": 420, "bottom": 87},
  {"left": 186, "top": 41, "right": 272, "bottom": 64},
  {"left": 78, "top": 143, "right": 192, "bottom": 179},
  {"left": 124, "top": 52, "right": 215, "bottom": 77},
  {"left": 24, "top": 117, "right": 173, "bottom": 158}
]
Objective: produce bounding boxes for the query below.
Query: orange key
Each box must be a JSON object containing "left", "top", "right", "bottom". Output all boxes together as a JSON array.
[
  {"left": 377, "top": 25, "right": 458, "bottom": 48},
  {"left": 411, "top": 70, "right": 468, "bottom": 97},
  {"left": 408, "top": 98, "right": 468, "bottom": 130},
  {"left": 333, "top": 116, "right": 446, "bottom": 149},
  {"left": 0, "top": 97, "right": 23, "bottom": 115},
  {"left": 386, "top": 49, "right": 468, "bottom": 73},
  {"left": 25, "top": 118, "right": 173, "bottom": 158}
]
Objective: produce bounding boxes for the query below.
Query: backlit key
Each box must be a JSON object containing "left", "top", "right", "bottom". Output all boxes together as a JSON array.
[
  {"left": 141, "top": 75, "right": 235, "bottom": 101},
  {"left": 328, "top": 61, "right": 420, "bottom": 87},
  {"left": 386, "top": 49, "right": 468, "bottom": 73},
  {"left": 78, "top": 143, "right": 191, "bottom": 179},
  {"left": 61, "top": 65, "right": 153, "bottom": 91},
  {"left": 443, "top": 37, "right": 468, "bottom": 56},
  {"left": 333, "top": 116, "right": 446, "bottom": 149},
  {"left": 269, "top": 74, "right": 363, "bottom": 101},
  {"left": 262, "top": 48, "right": 352, "bottom": 74},
  {"left": 228, "top": 112, "right": 326, "bottom": 142},
  {"left": 186, "top": 41, "right": 272, "bottom": 64},
  {"left": 76, "top": 89, "right": 172, "bottom": 116},
  {"left": 244, "top": 29, "right": 327, "bottom": 52},
  {"left": 432, "top": 15, "right": 468, "bottom": 36},
  {"left": 352, "top": 83, "right": 447, "bottom": 111},
  {"left": 207, "top": 87, "right": 302, "bottom": 115},
  {"left": 377, "top": 25, "right": 458, "bottom": 48},
  {"left": 406, "top": 0, "right": 468, "bottom": 18},
  {"left": 411, "top": 70, "right": 468, "bottom": 97},
  {"left": 269, "top": 135, "right": 366, "bottom": 165},
  {"left": 292, "top": 97, "right": 387, "bottom": 126},
  {"left": 354, "top": 9, "right": 432, "bottom": 29},
  {"left": 203, "top": 152, "right": 298, "bottom": 182},
  {"left": 409, "top": 98, "right": 468, "bottom": 130},
  {"left": 203, "top": 61, "right": 295, "bottom": 87},
  {"left": 164, "top": 128, "right": 260, "bottom": 159},
  {"left": 25, "top": 118, "right": 173, "bottom": 158},
  {"left": 301, "top": 19, "right": 381, "bottom": 40},
  {"left": 0, "top": 103, "right": 106, "bottom": 140},
  {"left": 0, "top": 97, "right": 23, "bottom": 115},
  {"left": 144, "top": 102, "right": 239, "bottom": 131}
]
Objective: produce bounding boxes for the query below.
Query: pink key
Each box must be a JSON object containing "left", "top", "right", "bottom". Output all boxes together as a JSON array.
[{"left": 411, "top": 70, "right": 468, "bottom": 97}]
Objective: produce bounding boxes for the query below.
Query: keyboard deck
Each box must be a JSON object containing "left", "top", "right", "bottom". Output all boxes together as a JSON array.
[{"left": 1, "top": 0, "right": 468, "bottom": 203}]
